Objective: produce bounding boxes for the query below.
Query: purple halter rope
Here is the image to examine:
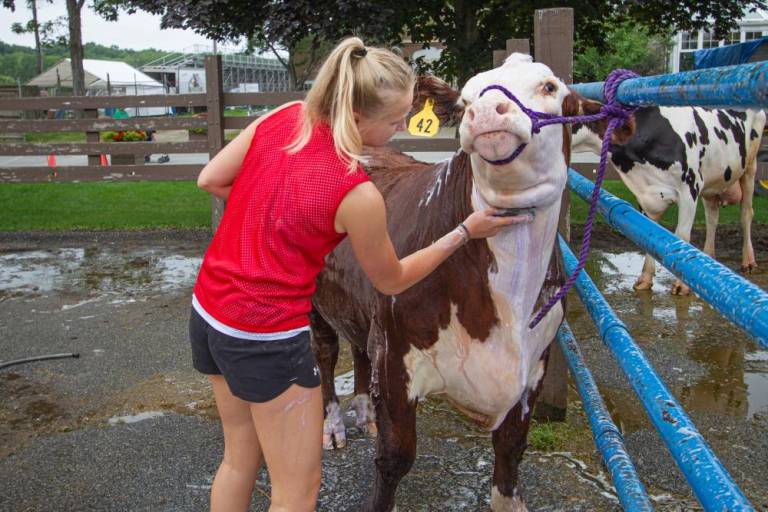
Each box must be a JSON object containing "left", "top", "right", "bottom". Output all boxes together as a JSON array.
[{"left": 479, "top": 69, "right": 639, "bottom": 329}]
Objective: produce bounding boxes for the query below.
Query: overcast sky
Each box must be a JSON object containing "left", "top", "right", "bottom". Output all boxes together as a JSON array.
[{"left": 0, "top": 1, "right": 245, "bottom": 53}]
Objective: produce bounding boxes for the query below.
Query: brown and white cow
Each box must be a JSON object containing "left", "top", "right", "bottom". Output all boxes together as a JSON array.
[
  {"left": 572, "top": 101, "right": 766, "bottom": 294},
  {"left": 310, "top": 54, "right": 627, "bottom": 511}
]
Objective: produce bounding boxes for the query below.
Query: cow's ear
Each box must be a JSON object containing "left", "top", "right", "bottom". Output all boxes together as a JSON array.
[
  {"left": 412, "top": 75, "right": 463, "bottom": 126},
  {"left": 561, "top": 90, "right": 581, "bottom": 117},
  {"left": 562, "top": 88, "right": 602, "bottom": 117}
]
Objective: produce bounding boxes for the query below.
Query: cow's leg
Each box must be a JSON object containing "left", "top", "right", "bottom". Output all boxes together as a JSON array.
[
  {"left": 365, "top": 329, "right": 417, "bottom": 512},
  {"left": 671, "top": 197, "right": 697, "bottom": 295},
  {"left": 309, "top": 309, "right": 346, "bottom": 450},
  {"left": 634, "top": 210, "right": 663, "bottom": 291},
  {"left": 739, "top": 160, "right": 758, "bottom": 273},
  {"left": 702, "top": 196, "right": 720, "bottom": 258},
  {"left": 350, "top": 343, "right": 377, "bottom": 436},
  {"left": 490, "top": 356, "right": 548, "bottom": 512}
]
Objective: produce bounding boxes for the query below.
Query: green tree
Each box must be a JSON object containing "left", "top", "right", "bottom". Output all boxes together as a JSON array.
[
  {"left": 0, "top": 40, "right": 170, "bottom": 84},
  {"left": 401, "top": 0, "right": 765, "bottom": 85},
  {"left": 574, "top": 20, "right": 674, "bottom": 83},
  {"left": 94, "top": 0, "right": 403, "bottom": 90},
  {"left": 9, "top": 0, "right": 56, "bottom": 73},
  {"left": 91, "top": 0, "right": 766, "bottom": 88},
  {"left": 3, "top": 0, "right": 88, "bottom": 95}
]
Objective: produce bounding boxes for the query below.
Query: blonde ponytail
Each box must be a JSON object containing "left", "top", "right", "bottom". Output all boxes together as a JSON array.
[{"left": 286, "top": 37, "right": 414, "bottom": 172}]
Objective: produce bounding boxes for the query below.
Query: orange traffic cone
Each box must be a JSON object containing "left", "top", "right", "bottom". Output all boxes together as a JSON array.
[
  {"left": 99, "top": 154, "right": 108, "bottom": 166},
  {"left": 47, "top": 154, "right": 56, "bottom": 168}
]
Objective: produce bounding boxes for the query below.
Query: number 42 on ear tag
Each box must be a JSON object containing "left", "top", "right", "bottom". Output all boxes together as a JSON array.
[{"left": 408, "top": 99, "right": 440, "bottom": 137}]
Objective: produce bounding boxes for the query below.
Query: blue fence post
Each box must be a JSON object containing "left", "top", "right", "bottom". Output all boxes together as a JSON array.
[
  {"left": 556, "top": 323, "right": 652, "bottom": 511},
  {"left": 558, "top": 236, "right": 755, "bottom": 511},
  {"left": 570, "top": 61, "right": 768, "bottom": 109},
  {"left": 567, "top": 168, "right": 768, "bottom": 350}
]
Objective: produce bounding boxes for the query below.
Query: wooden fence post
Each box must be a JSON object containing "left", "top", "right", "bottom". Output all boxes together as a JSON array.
[
  {"left": 493, "top": 50, "right": 508, "bottom": 68},
  {"left": 205, "top": 55, "right": 226, "bottom": 231},
  {"left": 506, "top": 38, "right": 530, "bottom": 56},
  {"left": 534, "top": 7, "right": 574, "bottom": 422},
  {"left": 85, "top": 108, "right": 100, "bottom": 166}
]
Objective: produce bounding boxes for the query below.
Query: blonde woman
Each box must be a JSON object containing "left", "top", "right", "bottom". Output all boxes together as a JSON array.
[{"left": 191, "top": 37, "right": 516, "bottom": 511}]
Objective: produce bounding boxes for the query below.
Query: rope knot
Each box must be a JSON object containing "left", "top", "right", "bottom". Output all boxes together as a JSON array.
[{"left": 600, "top": 103, "right": 632, "bottom": 120}]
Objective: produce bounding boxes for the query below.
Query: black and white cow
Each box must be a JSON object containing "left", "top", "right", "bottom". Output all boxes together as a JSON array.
[{"left": 572, "top": 103, "right": 766, "bottom": 294}]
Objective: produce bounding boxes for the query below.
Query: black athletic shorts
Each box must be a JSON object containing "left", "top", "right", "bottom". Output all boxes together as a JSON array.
[{"left": 188, "top": 307, "right": 321, "bottom": 403}]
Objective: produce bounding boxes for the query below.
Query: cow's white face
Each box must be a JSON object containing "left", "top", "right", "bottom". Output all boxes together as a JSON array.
[{"left": 458, "top": 53, "right": 570, "bottom": 210}]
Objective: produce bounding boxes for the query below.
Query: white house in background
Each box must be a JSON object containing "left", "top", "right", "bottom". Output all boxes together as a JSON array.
[
  {"left": 669, "top": 9, "right": 768, "bottom": 72},
  {"left": 27, "top": 59, "right": 167, "bottom": 116}
]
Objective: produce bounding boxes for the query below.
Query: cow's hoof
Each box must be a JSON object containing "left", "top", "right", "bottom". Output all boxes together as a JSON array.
[
  {"left": 741, "top": 262, "right": 757, "bottom": 274},
  {"left": 323, "top": 401, "right": 347, "bottom": 450},
  {"left": 633, "top": 279, "right": 653, "bottom": 291},
  {"left": 671, "top": 281, "right": 691, "bottom": 295},
  {"left": 491, "top": 487, "right": 528, "bottom": 511},
  {"left": 351, "top": 393, "right": 377, "bottom": 437}
]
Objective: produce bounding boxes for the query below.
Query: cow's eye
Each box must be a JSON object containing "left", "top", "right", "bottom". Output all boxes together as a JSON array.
[{"left": 544, "top": 82, "right": 557, "bottom": 94}]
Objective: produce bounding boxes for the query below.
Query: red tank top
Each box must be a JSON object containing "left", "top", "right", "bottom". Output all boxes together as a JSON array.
[{"left": 193, "top": 103, "right": 370, "bottom": 333}]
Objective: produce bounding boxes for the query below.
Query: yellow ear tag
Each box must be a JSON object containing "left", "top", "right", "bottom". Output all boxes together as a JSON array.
[{"left": 408, "top": 99, "right": 440, "bottom": 137}]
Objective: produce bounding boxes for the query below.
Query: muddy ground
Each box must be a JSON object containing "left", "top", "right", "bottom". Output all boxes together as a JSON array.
[{"left": 0, "top": 227, "right": 766, "bottom": 511}]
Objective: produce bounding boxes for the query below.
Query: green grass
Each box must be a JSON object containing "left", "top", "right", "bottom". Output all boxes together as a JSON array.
[
  {"left": 0, "top": 179, "right": 764, "bottom": 231},
  {"left": 527, "top": 420, "right": 582, "bottom": 451},
  {"left": 0, "top": 181, "right": 211, "bottom": 231},
  {"left": 569, "top": 180, "right": 768, "bottom": 227},
  {"left": 25, "top": 132, "right": 86, "bottom": 143}
]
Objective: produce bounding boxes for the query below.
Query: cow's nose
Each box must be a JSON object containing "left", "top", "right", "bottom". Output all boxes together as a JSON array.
[{"left": 467, "top": 100, "right": 513, "bottom": 123}]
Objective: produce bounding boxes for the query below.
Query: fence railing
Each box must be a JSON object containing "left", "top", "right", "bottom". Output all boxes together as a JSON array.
[
  {"left": 0, "top": 56, "right": 464, "bottom": 184},
  {"left": 558, "top": 46, "right": 768, "bottom": 511}
]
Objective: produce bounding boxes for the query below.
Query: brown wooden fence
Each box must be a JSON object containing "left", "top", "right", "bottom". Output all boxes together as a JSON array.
[
  {"left": 0, "top": 56, "right": 465, "bottom": 185},
  {"left": 3, "top": 54, "right": 764, "bottom": 186}
]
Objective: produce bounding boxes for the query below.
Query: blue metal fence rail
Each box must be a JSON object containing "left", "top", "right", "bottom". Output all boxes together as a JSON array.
[
  {"left": 558, "top": 236, "right": 754, "bottom": 511},
  {"left": 557, "top": 50, "right": 766, "bottom": 512},
  {"left": 556, "top": 322, "right": 652, "bottom": 511},
  {"left": 570, "top": 60, "right": 768, "bottom": 109},
  {"left": 568, "top": 169, "right": 768, "bottom": 350}
]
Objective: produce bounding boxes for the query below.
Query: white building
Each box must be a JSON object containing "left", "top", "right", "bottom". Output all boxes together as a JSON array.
[{"left": 669, "top": 9, "right": 768, "bottom": 72}]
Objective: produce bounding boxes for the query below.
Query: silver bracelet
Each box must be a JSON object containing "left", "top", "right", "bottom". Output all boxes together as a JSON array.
[
  {"left": 458, "top": 222, "right": 471, "bottom": 241},
  {"left": 454, "top": 224, "right": 469, "bottom": 245}
]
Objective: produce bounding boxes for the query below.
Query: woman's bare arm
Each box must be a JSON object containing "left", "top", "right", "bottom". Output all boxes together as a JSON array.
[
  {"left": 335, "top": 182, "right": 517, "bottom": 295},
  {"left": 197, "top": 101, "right": 302, "bottom": 199}
]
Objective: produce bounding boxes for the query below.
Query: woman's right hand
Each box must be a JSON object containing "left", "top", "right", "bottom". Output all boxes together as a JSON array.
[{"left": 461, "top": 208, "right": 534, "bottom": 239}]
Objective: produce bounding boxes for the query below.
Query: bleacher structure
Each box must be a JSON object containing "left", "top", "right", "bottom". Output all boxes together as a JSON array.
[{"left": 141, "top": 48, "right": 291, "bottom": 93}]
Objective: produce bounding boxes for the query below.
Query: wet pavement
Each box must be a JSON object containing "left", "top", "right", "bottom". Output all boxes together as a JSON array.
[{"left": 0, "top": 229, "right": 766, "bottom": 511}]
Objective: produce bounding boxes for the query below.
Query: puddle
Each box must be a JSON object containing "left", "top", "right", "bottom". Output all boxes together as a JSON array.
[
  {"left": 0, "top": 246, "right": 201, "bottom": 299},
  {"left": 108, "top": 411, "right": 165, "bottom": 425},
  {"left": 591, "top": 250, "right": 677, "bottom": 293},
  {"left": 577, "top": 250, "right": 768, "bottom": 432}
]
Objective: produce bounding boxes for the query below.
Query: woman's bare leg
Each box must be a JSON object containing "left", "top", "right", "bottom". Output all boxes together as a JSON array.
[
  {"left": 250, "top": 384, "right": 323, "bottom": 512},
  {"left": 209, "top": 375, "right": 264, "bottom": 512}
]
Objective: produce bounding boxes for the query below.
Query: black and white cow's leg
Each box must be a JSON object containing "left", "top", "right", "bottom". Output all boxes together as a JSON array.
[
  {"left": 671, "top": 196, "right": 697, "bottom": 295},
  {"left": 739, "top": 158, "right": 758, "bottom": 273},
  {"left": 365, "top": 326, "right": 418, "bottom": 512},
  {"left": 309, "top": 309, "right": 346, "bottom": 450},
  {"left": 351, "top": 343, "right": 377, "bottom": 436},
  {"left": 702, "top": 195, "right": 720, "bottom": 258},
  {"left": 490, "top": 350, "right": 549, "bottom": 512},
  {"left": 634, "top": 210, "right": 663, "bottom": 291}
]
